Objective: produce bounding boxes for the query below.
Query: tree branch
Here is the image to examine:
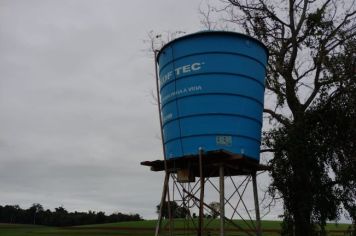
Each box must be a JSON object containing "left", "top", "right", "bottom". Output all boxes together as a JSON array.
[
  {"left": 263, "top": 108, "right": 290, "bottom": 126},
  {"left": 261, "top": 148, "right": 276, "bottom": 153},
  {"left": 228, "top": 0, "right": 289, "bottom": 26},
  {"left": 323, "top": 10, "right": 356, "bottom": 51},
  {"left": 257, "top": 0, "right": 289, "bottom": 26}
]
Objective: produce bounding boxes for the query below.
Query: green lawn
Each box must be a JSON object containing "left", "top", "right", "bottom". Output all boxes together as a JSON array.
[{"left": 0, "top": 220, "right": 353, "bottom": 236}]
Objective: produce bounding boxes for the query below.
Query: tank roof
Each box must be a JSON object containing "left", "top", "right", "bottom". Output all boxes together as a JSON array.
[{"left": 156, "top": 30, "right": 269, "bottom": 60}]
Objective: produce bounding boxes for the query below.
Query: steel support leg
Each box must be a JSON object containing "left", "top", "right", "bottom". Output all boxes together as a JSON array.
[
  {"left": 155, "top": 172, "right": 170, "bottom": 236},
  {"left": 252, "top": 172, "right": 261, "bottom": 236},
  {"left": 198, "top": 148, "right": 205, "bottom": 236},
  {"left": 220, "top": 165, "right": 225, "bottom": 236}
]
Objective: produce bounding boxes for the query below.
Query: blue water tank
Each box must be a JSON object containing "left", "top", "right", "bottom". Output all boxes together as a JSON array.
[{"left": 157, "top": 31, "right": 268, "bottom": 161}]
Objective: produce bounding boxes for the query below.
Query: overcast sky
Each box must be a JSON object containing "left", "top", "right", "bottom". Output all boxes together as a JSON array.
[{"left": 0, "top": 0, "right": 286, "bottom": 220}]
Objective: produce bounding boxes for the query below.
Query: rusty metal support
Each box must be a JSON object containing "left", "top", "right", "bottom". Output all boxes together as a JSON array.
[
  {"left": 252, "top": 172, "right": 261, "bottom": 236},
  {"left": 219, "top": 165, "right": 225, "bottom": 236},
  {"left": 198, "top": 148, "right": 205, "bottom": 236},
  {"left": 153, "top": 49, "right": 173, "bottom": 236},
  {"left": 183, "top": 189, "right": 254, "bottom": 236},
  {"left": 155, "top": 172, "right": 169, "bottom": 236}
]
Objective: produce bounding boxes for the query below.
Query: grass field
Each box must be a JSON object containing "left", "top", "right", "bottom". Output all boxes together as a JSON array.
[{"left": 0, "top": 220, "right": 353, "bottom": 236}]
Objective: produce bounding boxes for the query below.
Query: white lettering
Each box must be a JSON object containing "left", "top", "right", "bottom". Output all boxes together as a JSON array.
[
  {"left": 175, "top": 67, "right": 182, "bottom": 75},
  {"left": 161, "top": 85, "right": 203, "bottom": 103},
  {"left": 160, "top": 62, "right": 205, "bottom": 86},
  {"left": 182, "top": 65, "right": 191, "bottom": 73},
  {"left": 160, "top": 71, "right": 173, "bottom": 84},
  {"left": 191, "top": 63, "right": 201, "bottom": 71}
]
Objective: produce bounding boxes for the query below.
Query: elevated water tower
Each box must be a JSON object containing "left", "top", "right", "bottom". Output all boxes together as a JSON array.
[{"left": 142, "top": 31, "right": 269, "bottom": 236}]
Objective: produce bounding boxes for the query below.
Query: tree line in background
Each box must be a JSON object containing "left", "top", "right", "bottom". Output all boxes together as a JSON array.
[
  {"left": 0, "top": 204, "right": 142, "bottom": 227},
  {"left": 156, "top": 201, "right": 221, "bottom": 219}
]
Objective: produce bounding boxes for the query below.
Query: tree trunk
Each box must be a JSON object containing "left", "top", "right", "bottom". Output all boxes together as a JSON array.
[{"left": 289, "top": 119, "right": 314, "bottom": 236}]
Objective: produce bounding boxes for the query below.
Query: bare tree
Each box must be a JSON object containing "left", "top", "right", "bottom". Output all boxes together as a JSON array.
[{"left": 200, "top": 0, "right": 356, "bottom": 235}]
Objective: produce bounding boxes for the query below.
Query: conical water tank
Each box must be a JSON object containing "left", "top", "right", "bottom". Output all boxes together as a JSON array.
[{"left": 157, "top": 31, "right": 268, "bottom": 161}]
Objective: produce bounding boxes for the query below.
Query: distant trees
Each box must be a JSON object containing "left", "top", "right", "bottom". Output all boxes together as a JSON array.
[
  {"left": 156, "top": 201, "right": 190, "bottom": 219},
  {"left": 0, "top": 204, "right": 142, "bottom": 226},
  {"left": 28, "top": 203, "right": 43, "bottom": 225},
  {"left": 208, "top": 202, "right": 220, "bottom": 219},
  {"left": 155, "top": 201, "right": 221, "bottom": 219}
]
